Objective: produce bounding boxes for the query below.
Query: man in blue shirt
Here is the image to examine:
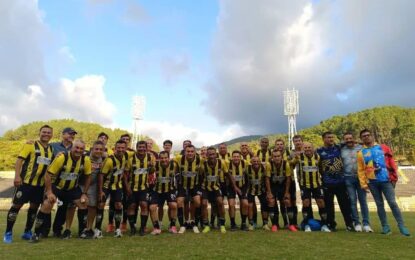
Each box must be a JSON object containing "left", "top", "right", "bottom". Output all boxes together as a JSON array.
[
  {"left": 316, "top": 131, "right": 353, "bottom": 231},
  {"left": 341, "top": 132, "right": 372, "bottom": 232}
]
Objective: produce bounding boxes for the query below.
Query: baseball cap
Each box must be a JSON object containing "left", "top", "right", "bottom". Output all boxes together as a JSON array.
[{"left": 62, "top": 127, "right": 77, "bottom": 134}]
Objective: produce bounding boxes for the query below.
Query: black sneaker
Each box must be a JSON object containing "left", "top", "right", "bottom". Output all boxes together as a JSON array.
[
  {"left": 130, "top": 226, "right": 137, "bottom": 236},
  {"left": 230, "top": 225, "right": 238, "bottom": 231},
  {"left": 241, "top": 224, "right": 249, "bottom": 231},
  {"left": 62, "top": 229, "right": 71, "bottom": 239},
  {"left": 52, "top": 231, "right": 61, "bottom": 238},
  {"left": 79, "top": 229, "right": 88, "bottom": 239},
  {"left": 30, "top": 233, "right": 40, "bottom": 243},
  {"left": 139, "top": 227, "right": 145, "bottom": 236},
  {"left": 346, "top": 225, "right": 355, "bottom": 232}
]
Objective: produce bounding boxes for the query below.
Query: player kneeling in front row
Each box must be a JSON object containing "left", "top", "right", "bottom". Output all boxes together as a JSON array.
[
  {"left": 200, "top": 147, "right": 228, "bottom": 233},
  {"left": 227, "top": 151, "right": 249, "bottom": 231},
  {"left": 247, "top": 156, "right": 271, "bottom": 231},
  {"left": 265, "top": 150, "right": 297, "bottom": 232},
  {"left": 293, "top": 142, "right": 330, "bottom": 232},
  {"left": 31, "top": 140, "right": 92, "bottom": 242}
]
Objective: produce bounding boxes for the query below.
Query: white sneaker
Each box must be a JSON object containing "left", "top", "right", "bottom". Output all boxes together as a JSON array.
[
  {"left": 304, "top": 225, "right": 311, "bottom": 232},
  {"left": 93, "top": 228, "right": 103, "bottom": 239},
  {"left": 193, "top": 226, "right": 200, "bottom": 234},
  {"left": 178, "top": 226, "right": 186, "bottom": 234},
  {"left": 321, "top": 225, "right": 331, "bottom": 232},
  {"left": 114, "top": 228, "right": 122, "bottom": 238},
  {"left": 354, "top": 224, "right": 362, "bottom": 232},
  {"left": 363, "top": 225, "right": 373, "bottom": 233}
]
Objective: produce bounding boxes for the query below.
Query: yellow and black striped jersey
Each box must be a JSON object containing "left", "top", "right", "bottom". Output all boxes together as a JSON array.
[
  {"left": 201, "top": 159, "right": 228, "bottom": 191},
  {"left": 246, "top": 163, "right": 271, "bottom": 196},
  {"left": 217, "top": 152, "right": 231, "bottom": 163},
  {"left": 228, "top": 160, "right": 248, "bottom": 188},
  {"left": 257, "top": 149, "right": 271, "bottom": 164},
  {"left": 298, "top": 153, "right": 322, "bottom": 189},
  {"left": 129, "top": 153, "right": 155, "bottom": 191},
  {"left": 48, "top": 152, "right": 91, "bottom": 191},
  {"left": 241, "top": 152, "right": 253, "bottom": 163},
  {"left": 101, "top": 154, "right": 129, "bottom": 190},
  {"left": 269, "top": 160, "right": 292, "bottom": 185},
  {"left": 178, "top": 156, "right": 201, "bottom": 190},
  {"left": 154, "top": 160, "right": 177, "bottom": 193},
  {"left": 18, "top": 141, "right": 53, "bottom": 187}
]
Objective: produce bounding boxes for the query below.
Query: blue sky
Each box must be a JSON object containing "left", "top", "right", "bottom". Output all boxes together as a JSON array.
[{"left": 40, "top": 0, "right": 220, "bottom": 131}]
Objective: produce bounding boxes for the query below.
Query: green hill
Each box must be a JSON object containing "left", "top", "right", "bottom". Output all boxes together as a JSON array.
[
  {"left": 0, "top": 119, "right": 133, "bottom": 171},
  {"left": 225, "top": 106, "right": 415, "bottom": 163}
]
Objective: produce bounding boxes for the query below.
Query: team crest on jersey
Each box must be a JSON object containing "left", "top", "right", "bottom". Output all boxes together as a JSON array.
[
  {"left": 16, "top": 191, "right": 23, "bottom": 198},
  {"left": 320, "top": 151, "right": 327, "bottom": 156}
]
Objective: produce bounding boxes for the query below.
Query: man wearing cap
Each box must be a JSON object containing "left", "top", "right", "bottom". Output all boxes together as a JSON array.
[{"left": 48, "top": 127, "right": 77, "bottom": 237}]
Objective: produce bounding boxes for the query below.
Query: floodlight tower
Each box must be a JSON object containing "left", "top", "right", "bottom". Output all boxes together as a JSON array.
[
  {"left": 132, "top": 96, "right": 146, "bottom": 149},
  {"left": 284, "top": 89, "right": 299, "bottom": 150}
]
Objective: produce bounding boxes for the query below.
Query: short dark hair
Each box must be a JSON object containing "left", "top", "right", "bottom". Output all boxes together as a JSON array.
[
  {"left": 159, "top": 151, "right": 169, "bottom": 157},
  {"left": 275, "top": 138, "right": 285, "bottom": 144},
  {"left": 39, "top": 124, "right": 53, "bottom": 132},
  {"left": 98, "top": 132, "right": 109, "bottom": 139},
  {"left": 322, "top": 131, "right": 334, "bottom": 138},
  {"left": 207, "top": 146, "right": 216, "bottom": 152},
  {"left": 136, "top": 140, "right": 147, "bottom": 147},
  {"left": 232, "top": 150, "right": 241, "bottom": 156},
  {"left": 293, "top": 135, "right": 303, "bottom": 141},
  {"left": 183, "top": 140, "right": 191, "bottom": 144},
  {"left": 218, "top": 142, "right": 227, "bottom": 147},
  {"left": 163, "top": 140, "right": 173, "bottom": 146},
  {"left": 185, "top": 144, "right": 195, "bottom": 150},
  {"left": 120, "top": 133, "right": 131, "bottom": 139},
  {"left": 115, "top": 140, "right": 126, "bottom": 146},
  {"left": 343, "top": 132, "right": 354, "bottom": 137},
  {"left": 272, "top": 149, "right": 283, "bottom": 155},
  {"left": 92, "top": 140, "right": 105, "bottom": 147},
  {"left": 360, "top": 129, "right": 371, "bottom": 137}
]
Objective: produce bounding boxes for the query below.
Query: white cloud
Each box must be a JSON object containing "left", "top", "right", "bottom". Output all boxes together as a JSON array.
[
  {"left": 206, "top": 0, "right": 415, "bottom": 133},
  {"left": 0, "top": 1, "right": 117, "bottom": 134},
  {"left": 137, "top": 121, "right": 246, "bottom": 151},
  {"left": 160, "top": 54, "right": 190, "bottom": 84}
]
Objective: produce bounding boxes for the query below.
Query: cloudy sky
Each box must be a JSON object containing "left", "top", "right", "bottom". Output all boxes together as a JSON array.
[{"left": 1, "top": 0, "right": 414, "bottom": 149}]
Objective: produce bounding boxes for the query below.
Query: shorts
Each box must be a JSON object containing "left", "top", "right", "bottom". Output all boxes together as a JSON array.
[
  {"left": 80, "top": 184, "right": 97, "bottom": 207},
  {"left": 128, "top": 190, "right": 150, "bottom": 205},
  {"left": 220, "top": 185, "right": 228, "bottom": 198},
  {"left": 300, "top": 187, "right": 324, "bottom": 200},
  {"left": 202, "top": 189, "right": 222, "bottom": 203},
  {"left": 52, "top": 185, "right": 82, "bottom": 204},
  {"left": 226, "top": 186, "right": 248, "bottom": 200},
  {"left": 271, "top": 184, "right": 286, "bottom": 201},
  {"left": 177, "top": 188, "right": 202, "bottom": 199},
  {"left": 155, "top": 191, "right": 177, "bottom": 206},
  {"left": 247, "top": 193, "right": 267, "bottom": 211},
  {"left": 12, "top": 184, "right": 44, "bottom": 205},
  {"left": 103, "top": 188, "right": 123, "bottom": 203}
]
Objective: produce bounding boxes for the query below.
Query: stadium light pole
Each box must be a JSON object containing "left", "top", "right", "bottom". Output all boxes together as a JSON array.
[
  {"left": 284, "top": 89, "right": 299, "bottom": 150},
  {"left": 132, "top": 95, "right": 146, "bottom": 149}
]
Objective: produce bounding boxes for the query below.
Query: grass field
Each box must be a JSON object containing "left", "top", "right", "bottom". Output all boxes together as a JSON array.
[{"left": 0, "top": 211, "right": 414, "bottom": 259}]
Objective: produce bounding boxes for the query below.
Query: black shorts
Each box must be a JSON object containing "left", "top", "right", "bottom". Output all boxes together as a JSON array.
[
  {"left": 202, "top": 189, "right": 222, "bottom": 203},
  {"left": 103, "top": 188, "right": 123, "bottom": 203},
  {"left": 52, "top": 186, "right": 82, "bottom": 204},
  {"left": 177, "top": 188, "right": 202, "bottom": 199},
  {"left": 13, "top": 184, "right": 44, "bottom": 205},
  {"left": 247, "top": 193, "right": 267, "bottom": 210},
  {"left": 271, "top": 184, "right": 286, "bottom": 201},
  {"left": 128, "top": 190, "right": 150, "bottom": 205},
  {"left": 300, "top": 187, "right": 324, "bottom": 200},
  {"left": 155, "top": 191, "right": 177, "bottom": 206},
  {"left": 220, "top": 185, "right": 228, "bottom": 198},
  {"left": 226, "top": 186, "right": 248, "bottom": 200}
]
